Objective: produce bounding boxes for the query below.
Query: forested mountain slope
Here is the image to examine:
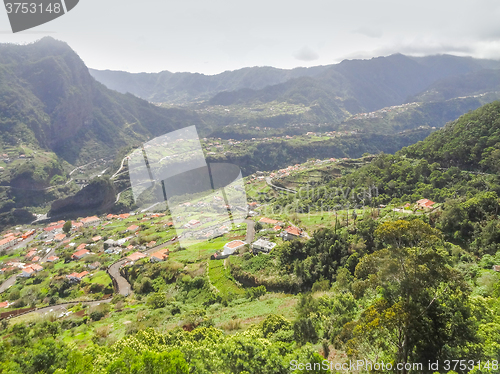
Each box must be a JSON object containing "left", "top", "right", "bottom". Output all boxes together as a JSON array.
[{"left": 401, "top": 100, "right": 500, "bottom": 172}]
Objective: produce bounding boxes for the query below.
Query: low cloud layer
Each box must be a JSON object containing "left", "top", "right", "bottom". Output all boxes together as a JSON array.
[
  {"left": 293, "top": 46, "right": 319, "bottom": 61},
  {"left": 0, "top": 0, "right": 499, "bottom": 73}
]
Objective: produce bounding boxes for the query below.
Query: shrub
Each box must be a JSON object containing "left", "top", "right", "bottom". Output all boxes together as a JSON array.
[
  {"left": 245, "top": 285, "right": 266, "bottom": 300},
  {"left": 90, "top": 310, "right": 105, "bottom": 321},
  {"left": 147, "top": 292, "right": 166, "bottom": 309}
]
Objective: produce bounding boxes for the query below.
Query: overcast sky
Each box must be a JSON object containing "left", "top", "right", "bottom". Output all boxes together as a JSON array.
[{"left": 0, "top": 0, "right": 499, "bottom": 74}]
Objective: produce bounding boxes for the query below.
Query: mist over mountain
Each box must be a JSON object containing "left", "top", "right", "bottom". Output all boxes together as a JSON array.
[
  {"left": 89, "top": 65, "right": 331, "bottom": 105},
  {"left": 90, "top": 54, "right": 500, "bottom": 114}
]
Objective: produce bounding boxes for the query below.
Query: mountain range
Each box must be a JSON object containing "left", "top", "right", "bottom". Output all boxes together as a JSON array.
[
  {"left": 90, "top": 53, "right": 500, "bottom": 113},
  {"left": 2, "top": 37, "right": 500, "bottom": 222}
]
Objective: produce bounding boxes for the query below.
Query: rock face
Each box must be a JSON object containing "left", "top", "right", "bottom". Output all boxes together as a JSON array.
[{"left": 49, "top": 178, "right": 116, "bottom": 216}]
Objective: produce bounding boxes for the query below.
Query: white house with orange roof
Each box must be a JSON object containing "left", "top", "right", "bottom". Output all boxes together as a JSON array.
[
  {"left": 80, "top": 216, "right": 100, "bottom": 227},
  {"left": 72, "top": 249, "right": 90, "bottom": 260},
  {"left": 214, "top": 240, "right": 246, "bottom": 259},
  {"left": 0, "top": 236, "right": 16, "bottom": 251},
  {"left": 25, "top": 249, "right": 37, "bottom": 260},
  {"left": 126, "top": 225, "right": 139, "bottom": 233},
  {"left": 126, "top": 252, "right": 147, "bottom": 262},
  {"left": 67, "top": 271, "right": 89, "bottom": 282},
  {"left": 281, "top": 226, "right": 303, "bottom": 241},
  {"left": 21, "top": 264, "right": 42, "bottom": 277},
  {"left": 54, "top": 233, "right": 66, "bottom": 242},
  {"left": 29, "top": 264, "right": 43, "bottom": 272},
  {"left": 21, "top": 267, "right": 35, "bottom": 277},
  {"left": 150, "top": 248, "right": 169, "bottom": 262},
  {"left": 22, "top": 229, "right": 36, "bottom": 239},
  {"left": 416, "top": 199, "right": 436, "bottom": 210}
]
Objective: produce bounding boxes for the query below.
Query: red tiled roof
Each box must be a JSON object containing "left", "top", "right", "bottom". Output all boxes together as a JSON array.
[
  {"left": 151, "top": 248, "right": 169, "bottom": 260},
  {"left": 226, "top": 240, "right": 245, "bottom": 249},
  {"left": 54, "top": 234, "right": 66, "bottom": 241},
  {"left": 285, "top": 226, "right": 302, "bottom": 236},
  {"left": 0, "top": 237, "right": 16, "bottom": 246},
  {"left": 78, "top": 271, "right": 89, "bottom": 278},
  {"left": 67, "top": 271, "right": 88, "bottom": 280},
  {"left": 416, "top": 199, "right": 436, "bottom": 208},
  {"left": 259, "top": 217, "right": 279, "bottom": 225},
  {"left": 44, "top": 223, "right": 64, "bottom": 232},
  {"left": 127, "top": 252, "right": 147, "bottom": 261},
  {"left": 81, "top": 216, "right": 99, "bottom": 224},
  {"left": 29, "top": 264, "right": 43, "bottom": 271},
  {"left": 72, "top": 249, "right": 90, "bottom": 258}
]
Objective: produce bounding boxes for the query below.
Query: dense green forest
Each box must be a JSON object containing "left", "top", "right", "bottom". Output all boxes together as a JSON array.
[{"left": 402, "top": 101, "right": 500, "bottom": 172}]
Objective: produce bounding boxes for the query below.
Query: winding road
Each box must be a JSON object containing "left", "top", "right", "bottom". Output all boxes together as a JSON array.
[
  {"left": 265, "top": 177, "right": 297, "bottom": 194},
  {"left": 111, "top": 156, "right": 129, "bottom": 180},
  {"left": 0, "top": 275, "right": 16, "bottom": 293}
]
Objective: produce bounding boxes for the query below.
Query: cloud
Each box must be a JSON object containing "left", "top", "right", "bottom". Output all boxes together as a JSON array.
[
  {"left": 293, "top": 46, "right": 319, "bottom": 61},
  {"left": 341, "top": 38, "right": 478, "bottom": 61},
  {"left": 353, "top": 27, "right": 383, "bottom": 38}
]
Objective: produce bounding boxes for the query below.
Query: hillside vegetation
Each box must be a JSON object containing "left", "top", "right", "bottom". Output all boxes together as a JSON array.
[{"left": 401, "top": 100, "right": 500, "bottom": 172}]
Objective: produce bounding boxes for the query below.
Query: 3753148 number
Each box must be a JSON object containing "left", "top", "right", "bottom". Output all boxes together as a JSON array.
[
  {"left": 5, "top": 3, "right": 61, "bottom": 14},
  {"left": 443, "top": 360, "right": 498, "bottom": 371}
]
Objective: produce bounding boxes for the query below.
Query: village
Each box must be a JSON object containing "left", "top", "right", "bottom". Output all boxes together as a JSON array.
[{"left": 0, "top": 194, "right": 313, "bottom": 312}]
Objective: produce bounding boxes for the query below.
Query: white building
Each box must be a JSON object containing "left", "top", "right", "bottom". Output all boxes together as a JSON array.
[
  {"left": 252, "top": 238, "right": 276, "bottom": 253},
  {"left": 0, "top": 237, "right": 16, "bottom": 251}
]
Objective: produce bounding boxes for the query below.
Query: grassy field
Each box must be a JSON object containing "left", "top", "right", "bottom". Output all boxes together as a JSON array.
[
  {"left": 208, "top": 259, "right": 245, "bottom": 297},
  {"left": 170, "top": 237, "right": 225, "bottom": 263}
]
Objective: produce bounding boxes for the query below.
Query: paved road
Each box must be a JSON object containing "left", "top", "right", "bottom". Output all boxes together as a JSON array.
[
  {"left": 33, "top": 299, "right": 112, "bottom": 315},
  {"left": 115, "top": 187, "right": 131, "bottom": 204},
  {"left": 107, "top": 238, "right": 179, "bottom": 296},
  {"left": 108, "top": 259, "right": 131, "bottom": 296},
  {"left": 111, "top": 156, "right": 129, "bottom": 180},
  {"left": 244, "top": 219, "right": 255, "bottom": 244},
  {"left": 265, "top": 177, "right": 297, "bottom": 194},
  {"left": 0, "top": 275, "right": 17, "bottom": 293}
]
